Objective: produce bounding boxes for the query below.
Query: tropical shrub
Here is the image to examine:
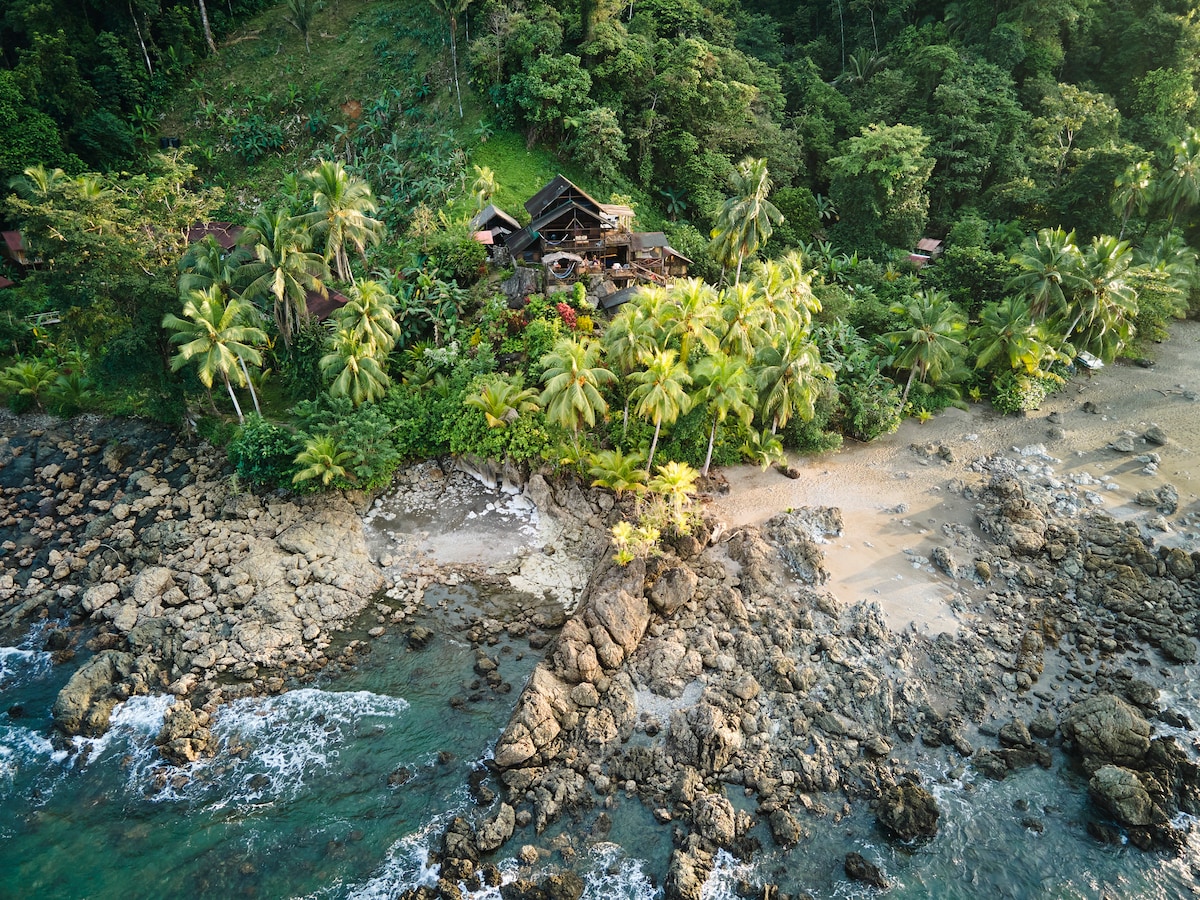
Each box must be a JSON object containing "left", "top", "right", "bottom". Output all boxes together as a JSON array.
[{"left": 228, "top": 415, "right": 299, "bottom": 488}]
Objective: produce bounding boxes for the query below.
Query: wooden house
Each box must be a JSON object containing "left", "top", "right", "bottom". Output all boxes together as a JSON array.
[
  {"left": 470, "top": 204, "right": 521, "bottom": 246},
  {"left": 185, "top": 222, "right": 244, "bottom": 251},
  {"left": 504, "top": 175, "right": 687, "bottom": 288},
  {"left": 1, "top": 232, "right": 37, "bottom": 268},
  {"left": 908, "top": 237, "right": 943, "bottom": 270}
]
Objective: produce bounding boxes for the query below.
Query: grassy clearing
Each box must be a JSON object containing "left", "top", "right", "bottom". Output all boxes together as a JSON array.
[{"left": 159, "top": 0, "right": 671, "bottom": 229}]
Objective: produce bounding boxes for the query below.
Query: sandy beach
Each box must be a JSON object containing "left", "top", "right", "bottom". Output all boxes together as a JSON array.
[{"left": 712, "top": 319, "right": 1200, "bottom": 635}]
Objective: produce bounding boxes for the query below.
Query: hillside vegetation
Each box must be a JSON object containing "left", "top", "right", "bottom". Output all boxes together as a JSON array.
[{"left": 3, "top": 0, "right": 1200, "bottom": 542}]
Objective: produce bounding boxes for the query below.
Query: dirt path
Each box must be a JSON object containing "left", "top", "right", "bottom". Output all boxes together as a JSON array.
[{"left": 711, "top": 320, "right": 1200, "bottom": 634}]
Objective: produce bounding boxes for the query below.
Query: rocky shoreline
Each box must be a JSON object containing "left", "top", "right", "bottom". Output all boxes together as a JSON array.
[
  {"left": 416, "top": 448, "right": 1200, "bottom": 899},
  {"left": 3, "top": 408, "right": 1200, "bottom": 898}
]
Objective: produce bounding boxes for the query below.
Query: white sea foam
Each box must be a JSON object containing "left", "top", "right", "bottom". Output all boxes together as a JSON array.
[
  {"left": 0, "top": 645, "right": 52, "bottom": 685},
  {"left": 583, "top": 844, "right": 658, "bottom": 900},
  {"left": 0, "top": 723, "right": 65, "bottom": 787},
  {"left": 189, "top": 688, "right": 410, "bottom": 808}
]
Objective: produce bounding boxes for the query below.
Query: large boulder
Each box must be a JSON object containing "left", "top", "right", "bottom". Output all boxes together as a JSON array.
[
  {"left": 664, "top": 848, "right": 713, "bottom": 900},
  {"left": 1089, "top": 765, "right": 1155, "bottom": 827},
  {"left": 667, "top": 702, "right": 743, "bottom": 773},
  {"left": 875, "top": 781, "right": 941, "bottom": 841},
  {"left": 1062, "top": 694, "right": 1152, "bottom": 769},
  {"left": 648, "top": 566, "right": 698, "bottom": 616},
  {"left": 692, "top": 791, "right": 737, "bottom": 848},
  {"left": 494, "top": 668, "right": 571, "bottom": 768},
  {"left": 52, "top": 650, "right": 140, "bottom": 736},
  {"left": 475, "top": 803, "right": 516, "bottom": 853}
]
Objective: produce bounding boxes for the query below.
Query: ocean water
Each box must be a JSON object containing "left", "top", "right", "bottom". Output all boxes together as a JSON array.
[{"left": 2, "top": 595, "right": 1199, "bottom": 900}]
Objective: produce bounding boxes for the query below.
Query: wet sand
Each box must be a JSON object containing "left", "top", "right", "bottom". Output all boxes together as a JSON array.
[{"left": 711, "top": 320, "right": 1200, "bottom": 634}]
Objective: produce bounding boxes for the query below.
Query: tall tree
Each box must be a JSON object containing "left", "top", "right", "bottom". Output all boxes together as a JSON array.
[
  {"left": 1009, "top": 227, "right": 1086, "bottom": 322},
  {"left": 880, "top": 290, "right": 967, "bottom": 406},
  {"left": 629, "top": 348, "right": 692, "bottom": 471},
  {"left": 829, "top": 123, "right": 934, "bottom": 254},
  {"left": 658, "top": 277, "right": 720, "bottom": 365},
  {"left": 972, "top": 296, "right": 1048, "bottom": 376},
  {"left": 539, "top": 336, "right": 616, "bottom": 451},
  {"left": 302, "top": 160, "right": 384, "bottom": 283},
  {"left": 163, "top": 287, "right": 266, "bottom": 424},
  {"left": 754, "top": 318, "right": 832, "bottom": 433},
  {"left": 320, "top": 327, "right": 391, "bottom": 406},
  {"left": 427, "top": 0, "right": 474, "bottom": 118},
  {"left": 238, "top": 207, "right": 329, "bottom": 346},
  {"left": 692, "top": 352, "right": 754, "bottom": 476},
  {"left": 332, "top": 279, "right": 401, "bottom": 356},
  {"left": 710, "top": 157, "right": 783, "bottom": 285}
]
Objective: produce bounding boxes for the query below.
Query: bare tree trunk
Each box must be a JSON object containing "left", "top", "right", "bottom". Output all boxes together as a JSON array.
[
  {"left": 130, "top": 2, "right": 154, "bottom": 76},
  {"left": 450, "top": 19, "right": 463, "bottom": 118},
  {"left": 238, "top": 356, "right": 262, "bottom": 416},
  {"left": 198, "top": 0, "right": 218, "bottom": 55},
  {"left": 703, "top": 418, "right": 717, "bottom": 476},
  {"left": 223, "top": 371, "right": 246, "bottom": 424},
  {"left": 646, "top": 419, "right": 661, "bottom": 472}
]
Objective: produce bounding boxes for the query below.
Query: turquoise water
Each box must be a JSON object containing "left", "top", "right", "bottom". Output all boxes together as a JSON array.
[{"left": 3, "top": 596, "right": 1200, "bottom": 899}]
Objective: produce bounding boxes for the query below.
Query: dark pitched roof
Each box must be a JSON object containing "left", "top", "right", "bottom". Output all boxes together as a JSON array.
[
  {"left": 2, "top": 232, "right": 24, "bottom": 255},
  {"left": 0, "top": 274, "right": 14, "bottom": 289},
  {"left": 631, "top": 232, "right": 667, "bottom": 251},
  {"left": 597, "top": 285, "right": 643, "bottom": 312},
  {"left": 306, "top": 287, "right": 350, "bottom": 322},
  {"left": 525, "top": 175, "right": 606, "bottom": 218},
  {"left": 186, "top": 222, "right": 243, "bottom": 250},
  {"left": 470, "top": 203, "right": 521, "bottom": 234}
]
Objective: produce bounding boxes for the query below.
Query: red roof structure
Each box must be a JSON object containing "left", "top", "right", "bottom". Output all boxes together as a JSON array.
[
  {"left": 0, "top": 274, "right": 14, "bottom": 289},
  {"left": 306, "top": 287, "right": 350, "bottom": 322},
  {"left": 1, "top": 232, "right": 33, "bottom": 267},
  {"left": 185, "top": 222, "right": 244, "bottom": 250}
]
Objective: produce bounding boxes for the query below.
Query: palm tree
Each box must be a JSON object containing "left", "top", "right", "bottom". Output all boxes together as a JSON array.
[
  {"left": 972, "top": 296, "right": 1047, "bottom": 375},
  {"left": 539, "top": 336, "right": 616, "bottom": 451},
  {"left": 178, "top": 234, "right": 250, "bottom": 298},
  {"left": 754, "top": 318, "right": 833, "bottom": 433},
  {"left": 303, "top": 160, "right": 384, "bottom": 283},
  {"left": 741, "top": 427, "right": 786, "bottom": 471},
  {"left": 880, "top": 290, "right": 967, "bottom": 406},
  {"left": 320, "top": 326, "right": 391, "bottom": 406},
  {"left": 465, "top": 377, "right": 540, "bottom": 427},
  {"left": 629, "top": 348, "right": 692, "bottom": 471},
  {"left": 293, "top": 433, "right": 353, "bottom": 486},
  {"left": 602, "top": 300, "right": 659, "bottom": 435},
  {"left": 8, "top": 164, "right": 68, "bottom": 200},
  {"left": 710, "top": 157, "right": 783, "bottom": 284},
  {"left": 1065, "top": 235, "right": 1138, "bottom": 361},
  {"left": 163, "top": 287, "right": 266, "bottom": 424},
  {"left": 717, "top": 281, "right": 768, "bottom": 359},
  {"left": 648, "top": 460, "right": 699, "bottom": 530},
  {"left": 588, "top": 447, "right": 649, "bottom": 500},
  {"left": 1009, "top": 227, "right": 1086, "bottom": 322},
  {"left": 427, "top": 0, "right": 473, "bottom": 118},
  {"left": 333, "top": 278, "right": 401, "bottom": 355},
  {"left": 692, "top": 352, "right": 754, "bottom": 476},
  {"left": 1112, "top": 160, "right": 1153, "bottom": 240},
  {"left": 238, "top": 207, "right": 329, "bottom": 346},
  {"left": 471, "top": 165, "right": 498, "bottom": 211},
  {"left": 658, "top": 277, "right": 720, "bottom": 365},
  {"left": 0, "top": 359, "right": 56, "bottom": 411},
  {"left": 1157, "top": 127, "right": 1200, "bottom": 230}
]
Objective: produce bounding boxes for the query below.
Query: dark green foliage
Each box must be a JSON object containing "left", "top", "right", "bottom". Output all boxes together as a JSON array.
[
  {"left": 231, "top": 115, "right": 286, "bottom": 163},
  {"left": 291, "top": 396, "right": 404, "bottom": 491},
  {"left": 447, "top": 398, "right": 550, "bottom": 463},
  {"left": 279, "top": 319, "right": 328, "bottom": 402},
  {"left": 780, "top": 382, "right": 842, "bottom": 453},
  {"left": 228, "top": 415, "right": 299, "bottom": 488},
  {"left": 72, "top": 110, "right": 138, "bottom": 171},
  {"left": 656, "top": 405, "right": 743, "bottom": 470},
  {"left": 426, "top": 228, "right": 489, "bottom": 285},
  {"left": 924, "top": 246, "right": 1021, "bottom": 318}
]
